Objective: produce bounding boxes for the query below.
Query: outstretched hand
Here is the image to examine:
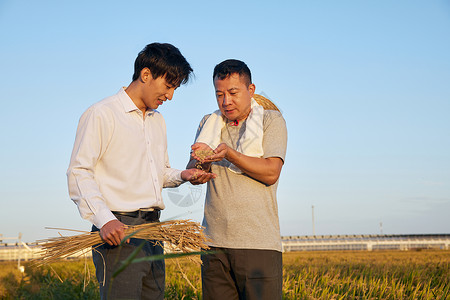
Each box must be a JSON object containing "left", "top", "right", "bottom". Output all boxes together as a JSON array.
[{"left": 181, "top": 168, "right": 216, "bottom": 185}]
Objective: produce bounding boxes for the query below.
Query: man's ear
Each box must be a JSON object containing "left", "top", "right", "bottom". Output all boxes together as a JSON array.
[
  {"left": 248, "top": 83, "right": 256, "bottom": 97},
  {"left": 140, "top": 68, "right": 152, "bottom": 83}
]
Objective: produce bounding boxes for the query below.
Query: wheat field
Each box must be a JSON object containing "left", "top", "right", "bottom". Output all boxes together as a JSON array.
[{"left": 1, "top": 250, "right": 449, "bottom": 299}]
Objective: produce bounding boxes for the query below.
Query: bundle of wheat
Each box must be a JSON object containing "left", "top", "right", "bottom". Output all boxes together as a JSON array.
[
  {"left": 253, "top": 94, "right": 280, "bottom": 111},
  {"left": 32, "top": 219, "right": 209, "bottom": 266}
]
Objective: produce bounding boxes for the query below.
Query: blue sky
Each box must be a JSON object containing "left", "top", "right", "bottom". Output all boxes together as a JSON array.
[{"left": 0, "top": 1, "right": 449, "bottom": 242}]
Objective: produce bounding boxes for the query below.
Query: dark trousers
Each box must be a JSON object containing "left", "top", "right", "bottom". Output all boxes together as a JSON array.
[
  {"left": 92, "top": 213, "right": 165, "bottom": 300},
  {"left": 201, "top": 247, "right": 282, "bottom": 300}
]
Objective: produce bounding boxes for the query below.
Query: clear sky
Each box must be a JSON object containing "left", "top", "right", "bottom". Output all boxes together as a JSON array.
[{"left": 0, "top": 1, "right": 449, "bottom": 243}]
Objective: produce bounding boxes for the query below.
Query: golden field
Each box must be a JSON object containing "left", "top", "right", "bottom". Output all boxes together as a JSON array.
[{"left": 1, "top": 250, "right": 449, "bottom": 299}]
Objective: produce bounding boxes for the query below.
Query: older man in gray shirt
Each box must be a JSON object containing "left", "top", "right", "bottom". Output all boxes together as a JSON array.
[{"left": 188, "top": 59, "right": 287, "bottom": 300}]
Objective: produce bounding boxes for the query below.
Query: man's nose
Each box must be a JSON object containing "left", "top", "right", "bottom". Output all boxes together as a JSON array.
[
  {"left": 222, "top": 94, "right": 231, "bottom": 106},
  {"left": 165, "top": 88, "right": 175, "bottom": 100}
]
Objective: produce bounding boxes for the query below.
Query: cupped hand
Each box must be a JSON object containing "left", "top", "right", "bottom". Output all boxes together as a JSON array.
[
  {"left": 208, "top": 143, "right": 230, "bottom": 162},
  {"left": 191, "top": 142, "right": 230, "bottom": 163},
  {"left": 191, "top": 143, "right": 214, "bottom": 162},
  {"left": 181, "top": 168, "right": 216, "bottom": 185}
]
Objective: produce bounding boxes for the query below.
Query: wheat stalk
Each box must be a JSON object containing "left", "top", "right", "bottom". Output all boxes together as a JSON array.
[{"left": 32, "top": 219, "right": 210, "bottom": 266}]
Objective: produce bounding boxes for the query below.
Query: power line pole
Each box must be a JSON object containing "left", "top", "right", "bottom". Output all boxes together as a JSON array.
[
  {"left": 17, "top": 232, "right": 23, "bottom": 271},
  {"left": 312, "top": 205, "right": 315, "bottom": 236}
]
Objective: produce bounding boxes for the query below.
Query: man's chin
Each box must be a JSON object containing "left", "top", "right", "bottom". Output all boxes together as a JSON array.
[
  {"left": 151, "top": 103, "right": 161, "bottom": 110},
  {"left": 224, "top": 113, "right": 237, "bottom": 121}
]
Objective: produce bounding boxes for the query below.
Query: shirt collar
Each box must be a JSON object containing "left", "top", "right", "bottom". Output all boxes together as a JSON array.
[{"left": 117, "top": 87, "right": 155, "bottom": 116}]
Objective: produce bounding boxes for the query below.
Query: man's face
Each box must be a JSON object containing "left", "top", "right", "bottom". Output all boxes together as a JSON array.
[
  {"left": 143, "top": 74, "right": 177, "bottom": 110},
  {"left": 214, "top": 73, "right": 255, "bottom": 121}
]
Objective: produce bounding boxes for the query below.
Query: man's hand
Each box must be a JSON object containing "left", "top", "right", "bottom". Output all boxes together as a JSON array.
[
  {"left": 189, "top": 143, "right": 213, "bottom": 171},
  {"left": 209, "top": 143, "right": 230, "bottom": 162},
  {"left": 191, "top": 143, "right": 214, "bottom": 163},
  {"left": 100, "top": 219, "right": 128, "bottom": 246},
  {"left": 181, "top": 168, "right": 216, "bottom": 185},
  {"left": 191, "top": 142, "right": 230, "bottom": 163}
]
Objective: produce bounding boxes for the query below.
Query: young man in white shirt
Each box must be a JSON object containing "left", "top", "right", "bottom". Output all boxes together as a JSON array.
[{"left": 67, "top": 43, "right": 215, "bottom": 300}]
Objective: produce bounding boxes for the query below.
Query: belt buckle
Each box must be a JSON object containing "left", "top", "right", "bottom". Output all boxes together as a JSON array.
[{"left": 139, "top": 207, "right": 155, "bottom": 212}]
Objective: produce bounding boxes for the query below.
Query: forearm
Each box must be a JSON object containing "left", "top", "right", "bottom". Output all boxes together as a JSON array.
[{"left": 226, "top": 149, "right": 283, "bottom": 185}]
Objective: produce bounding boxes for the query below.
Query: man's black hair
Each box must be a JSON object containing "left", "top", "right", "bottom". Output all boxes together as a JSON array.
[
  {"left": 213, "top": 59, "right": 252, "bottom": 87},
  {"left": 132, "top": 43, "right": 193, "bottom": 87}
]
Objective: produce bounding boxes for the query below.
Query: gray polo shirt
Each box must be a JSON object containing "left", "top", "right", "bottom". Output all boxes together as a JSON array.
[{"left": 195, "top": 110, "right": 287, "bottom": 251}]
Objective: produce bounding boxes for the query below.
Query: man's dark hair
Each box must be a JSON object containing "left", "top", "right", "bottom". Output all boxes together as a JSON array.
[
  {"left": 213, "top": 59, "right": 252, "bottom": 87},
  {"left": 132, "top": 43, "right": 193, "bottom": 86}
]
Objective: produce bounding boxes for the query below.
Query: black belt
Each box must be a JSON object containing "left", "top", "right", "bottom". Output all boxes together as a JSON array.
[{"left": 112, "top": 209, "right": 161, "bottom": 221}]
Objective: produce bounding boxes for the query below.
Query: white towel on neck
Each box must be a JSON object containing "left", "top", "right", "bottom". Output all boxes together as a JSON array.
[{"left": 195, "top": 98, "right": 264, "bottom": 173}]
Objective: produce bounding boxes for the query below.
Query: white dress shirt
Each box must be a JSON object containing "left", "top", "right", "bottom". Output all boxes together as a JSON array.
[{"left": 67, "top": 87, "right": 184, "bottom": 229}]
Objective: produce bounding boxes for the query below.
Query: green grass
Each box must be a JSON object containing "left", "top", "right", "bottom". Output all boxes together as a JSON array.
[{"left": 1, "top": 250, "right": 449, "bottom": 299}]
